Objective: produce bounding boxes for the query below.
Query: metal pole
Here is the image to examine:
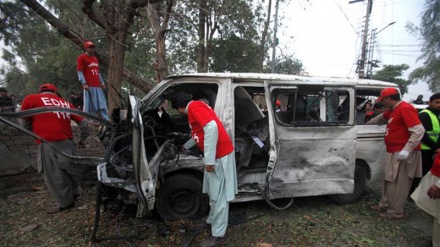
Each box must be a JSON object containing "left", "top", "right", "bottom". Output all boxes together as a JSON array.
[
  {"left": 366, "top": 21, "right": 395, "bottom": 77},
  {"left": 358, "top": 0, "right": 373, "bottom": 78},
  {"left": 366, "top": 28, "right": 376, "bottom": 78},
  {"left": 271, "top": 0, "right": 280, "bottom": 73}
]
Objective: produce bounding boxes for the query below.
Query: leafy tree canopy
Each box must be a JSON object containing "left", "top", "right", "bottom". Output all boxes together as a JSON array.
[
  {"left": 371, "top": 64, "right": 411, "bottom": 95},
  {"left": 210, "top": 35, "right": 260, "bottom": 72},
  {"left": 0, "top": 0, "right": 303, "bottom": 102},
  {"left": 406, "top": 0, "right": 440, "bottom": 92}
]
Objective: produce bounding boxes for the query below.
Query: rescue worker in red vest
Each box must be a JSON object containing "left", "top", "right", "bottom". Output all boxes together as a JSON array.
[
  {"left": 171, "top": 92, "right": 237, "bottom": 247},
  {"left": 367, "top": 87, "right": 425, "bottom": 219},
  {"left": 419, "top": 93, "right": 440, "bottom": 175},
  {"left": 21, "top": 84, "right": 89, "bottom": 214}
]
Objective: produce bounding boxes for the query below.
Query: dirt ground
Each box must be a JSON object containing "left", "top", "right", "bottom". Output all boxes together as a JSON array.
[{"left": 0, "top": 175, "right": 433, "bottom": 247}]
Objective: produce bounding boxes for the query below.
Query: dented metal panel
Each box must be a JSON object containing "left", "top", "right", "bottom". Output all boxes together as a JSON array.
[{"left": 269, "top": 127, "right": 357, "bottom": 198}]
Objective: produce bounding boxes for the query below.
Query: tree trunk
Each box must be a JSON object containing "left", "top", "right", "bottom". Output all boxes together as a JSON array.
[
  {"left": 107, "top": 33, "right": 127, "bottom": 114},
  {"left": 21, "top": 0, "right": 152, "bottom": 93},
  {"left": 258, "top": 0, "right": 272, "bottom": 71},
  {"left": 197, "top": 0, "right": 207, "bottom": 72},
  {"left": 147, "top": 1, "right": 173, "bottom": 83}
]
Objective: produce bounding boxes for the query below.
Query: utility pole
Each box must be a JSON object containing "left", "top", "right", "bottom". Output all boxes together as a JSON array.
[
  {"left": 366, "top": 21, "right": 395, "bottom": 77},
  {"left": 366, "top": 28, "right": 377, "bottom": 78},
  {"left": 271, "top": 0, "right": 280, "bottom": 73},
  {"left": 350, "top": 0, "right": 373, "bottom": 78}
]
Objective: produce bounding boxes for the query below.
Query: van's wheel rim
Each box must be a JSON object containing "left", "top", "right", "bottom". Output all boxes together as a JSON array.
[{"left": 168, "top": 188, "right": 200, "bottom": 218}]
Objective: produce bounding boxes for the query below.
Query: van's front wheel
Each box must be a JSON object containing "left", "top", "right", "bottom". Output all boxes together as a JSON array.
[
  {"left": 329, "top": 165, "right": 368, "bottom": 204},
  {"left": 154, "top": 173, "right": 209, "bottom": 220}
]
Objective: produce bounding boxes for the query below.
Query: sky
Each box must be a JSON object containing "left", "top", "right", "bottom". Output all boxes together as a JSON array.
[{"left": 275, "top": 0, "right": 430, "bottom": 102}]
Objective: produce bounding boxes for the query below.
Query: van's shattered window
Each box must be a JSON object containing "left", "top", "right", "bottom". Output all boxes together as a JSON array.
[
  {"left": 272, "top": 86, "right": 350, "bottom": 126},
  {"left": 355, "top": 88, "right": 386, "bottom": 124}
]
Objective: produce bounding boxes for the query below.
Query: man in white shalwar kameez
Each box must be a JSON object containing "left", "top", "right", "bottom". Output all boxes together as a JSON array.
[
  {"left": 171, "top": 92, "right": 237, "bottom": 247},
  {"left": 411, "top": 151, "right": 440, "bottom": 247}
]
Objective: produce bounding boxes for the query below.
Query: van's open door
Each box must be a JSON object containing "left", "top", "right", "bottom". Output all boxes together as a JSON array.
[
  {"left": 264, "top": 82, "right": 357, "bottom": 199},
  {"left": 130, "top": 96, "right": 158, "bottom": 217}
]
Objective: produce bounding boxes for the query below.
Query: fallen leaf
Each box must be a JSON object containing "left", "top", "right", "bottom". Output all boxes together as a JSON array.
[
  {"left": 22, "top": 224, "right": 39, "bottom": 232},
  {"left": 257, "top": 243, "right": 273, "bottom": 247}
]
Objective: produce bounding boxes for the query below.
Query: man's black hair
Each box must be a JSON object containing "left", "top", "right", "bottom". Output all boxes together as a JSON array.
[
  {"left": 429, "top": 93, "right": 440, "bottom": 102},
  {"left": 0, "top": 87, "right": 7, "bottom": 92},
  {"left": 389, "top": 93, "right": 401, "bottom": 101},
  {"left": 170, "top": 92, "right": 192, "bottom": 109},
  {"left": 373, "top": 102, "right": 384, "bottom": 109}
]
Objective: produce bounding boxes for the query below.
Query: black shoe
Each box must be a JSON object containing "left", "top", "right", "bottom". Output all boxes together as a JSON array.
[{"left": 200, "top": 234, "right": 227, "bottom": 247}]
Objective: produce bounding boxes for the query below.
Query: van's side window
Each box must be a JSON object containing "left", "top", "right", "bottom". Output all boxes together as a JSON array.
[
  {"left": 272, "top": 86, "right": 350, "bottom": 126},
  {"left": 355, "top": 88, "right": 386, "bottom": 125}
]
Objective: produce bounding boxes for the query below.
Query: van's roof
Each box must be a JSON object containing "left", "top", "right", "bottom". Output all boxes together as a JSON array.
[{"left": 167, "top": 73, "right": 398, "bottom": 87}]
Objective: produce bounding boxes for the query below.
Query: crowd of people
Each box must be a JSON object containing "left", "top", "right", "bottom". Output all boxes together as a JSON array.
[{"left": 0, "top": 40, "right": 109, "bottom": 215}]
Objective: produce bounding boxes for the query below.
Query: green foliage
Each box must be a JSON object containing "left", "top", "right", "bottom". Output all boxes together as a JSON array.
[
  {"left": 1, "top": 1, "right": 89, "bottom": 98},
  {"left": 371, "top": 64, "right": 411, "bottom": 95},
  {"left": 407, "top": 0, "right": 440, "bottom": 92},
  {"left": 210, "top": 35, "right": 260, "bottom": 72},
  {"left": 273, "top": 55, "right": 303, "bottom": 75},
  {"left": 0, "top": 0, "right": 303, "bottom": 99}
]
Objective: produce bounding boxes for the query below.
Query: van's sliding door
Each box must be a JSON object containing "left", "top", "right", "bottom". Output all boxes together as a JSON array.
[{"left": 264, "top": 82, "right": 357, "bottom": 199}]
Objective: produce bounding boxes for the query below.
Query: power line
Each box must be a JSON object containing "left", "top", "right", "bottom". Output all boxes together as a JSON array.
[
  {"left": 377, "top": 49, "right": 421, "bottom": 52},
  {"left": 380, "top": 51, "right": 420, "bottom": 57},
  {"left": 379, "top": 44, "right": 420, "bottom": 47},
  {"left": 333, "top": 0, "right": 358, "bottom": 33}
]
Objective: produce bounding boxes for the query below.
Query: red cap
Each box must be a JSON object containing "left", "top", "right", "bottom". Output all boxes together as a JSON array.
[
  {"left": 84, "top": 41, "right": 95, "bottom": 49},
  {"left": 377, "top": 87, "right": 399, "bottom": 101},
  {"left": 276, "top": 100, "right": 281, "bottom": 106},
  {"left": 39, "top": 83, "right": 58, "bottom": 93}
]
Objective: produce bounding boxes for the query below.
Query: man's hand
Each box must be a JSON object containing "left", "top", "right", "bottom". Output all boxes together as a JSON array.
[
  {"left": 101, "top": 84, "right": 106, "bottom": 90},
  {"left": 397, "top": 150, "right": 409, "bottom": 160},
  {"left": 82, "top": 84, "right": 89, "bottom": 91},
  {"left": 205, "top": 165, "right": 215, "bottom": 172},
  {"left": 427, "top": 184, "right": 440, "bottom": 199}
]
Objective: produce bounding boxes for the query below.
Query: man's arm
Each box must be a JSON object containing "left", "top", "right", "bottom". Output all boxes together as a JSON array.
[
  {"left": 77, "top": 71, "right": 89, "bottom": 91},
  {"left": 203, "top": 120, "right": 218, "bottom": 172},
  {"left": 183, "top": 138, "right": 197, "bottom": 150},
  {"left": 403, "top": 124, "right": 425, "bottom": 152},
  {"left": 99, "top": 74, "right": 106, "bottom": 90},
  {"left": 365, "top": 112, "right": 387, "bottom": 125},
  {"left": 397, "top": 124, "right": 425, "bottom": 160}
]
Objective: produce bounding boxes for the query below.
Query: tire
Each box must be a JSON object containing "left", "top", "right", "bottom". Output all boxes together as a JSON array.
[
  {"left": 329, "top": 165, "right": 368, "bottom": 204},
  {"left": 154, "top": 173, "right": 209, "bottom": 220}
]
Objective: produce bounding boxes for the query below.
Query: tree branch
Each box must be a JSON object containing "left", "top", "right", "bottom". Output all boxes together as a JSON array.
[{"left": 21, "top": 0, "right": 152, "bottom": 92}]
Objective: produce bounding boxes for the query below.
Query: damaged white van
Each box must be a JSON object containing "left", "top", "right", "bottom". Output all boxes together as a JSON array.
[{"left": 94, "top": 73, "right": 398, "bottom": 220}]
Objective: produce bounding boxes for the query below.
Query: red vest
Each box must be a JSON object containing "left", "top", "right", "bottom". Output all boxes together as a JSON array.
[
  {"left": 187, "top": 101, "right": 234, "bottom": 159},
  {"left": 77, "top": 53, "right": 101, "bottom": 87},
  {"left": 383, "top": 101, "right": 421, "bottom": 152},
  {"left": 21, "top": 93, "right": 84, "bottom": 144}
]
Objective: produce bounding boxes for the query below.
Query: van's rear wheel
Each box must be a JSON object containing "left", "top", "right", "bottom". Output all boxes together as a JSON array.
[
  {"left": 154, "top": 173, "right": 209, "bottom": 220},
  {"left": 329, "top": 165, "right": 368, "bottom": 204}
]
